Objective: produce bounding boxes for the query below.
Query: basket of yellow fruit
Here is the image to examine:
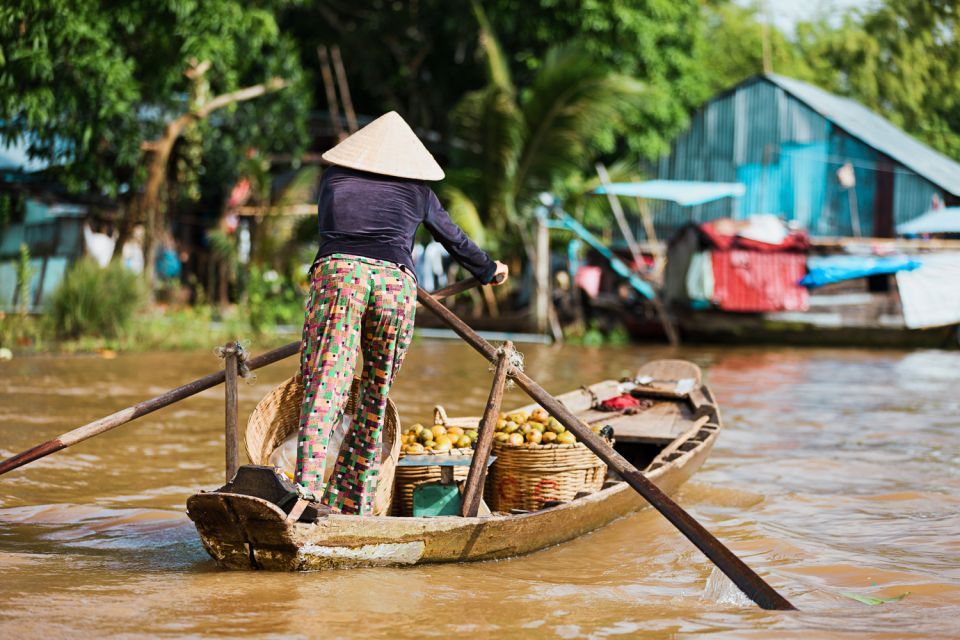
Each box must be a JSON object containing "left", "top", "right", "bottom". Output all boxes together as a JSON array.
[
  {"left": 393, "top": 423, "right": 478, "bottom": 516},
  {"left": 489, "top": 408, "right": 608, "bottom": 512}
]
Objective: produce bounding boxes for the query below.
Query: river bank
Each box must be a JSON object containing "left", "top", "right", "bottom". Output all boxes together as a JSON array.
[{"left": 0, "top": 306, "right": 299, "bottom": 356}]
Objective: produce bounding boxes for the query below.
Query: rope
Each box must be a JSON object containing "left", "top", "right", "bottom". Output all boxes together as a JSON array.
[
  {"left": 215, "top": 341, "right": 256, "bottom": 382},
  {"left": 490, "top": 343, "right": 524, "bottom": 389}
]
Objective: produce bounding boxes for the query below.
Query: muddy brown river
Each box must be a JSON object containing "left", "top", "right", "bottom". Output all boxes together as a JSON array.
[{"left": 1, "top": 341, "right": 958, "bottom": 638}]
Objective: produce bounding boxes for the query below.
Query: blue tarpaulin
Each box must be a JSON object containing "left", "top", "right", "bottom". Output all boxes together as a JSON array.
[
  {"left": 800, "top": 255, "right": 922, "bottom": 288},
  {"left": 594, "top": 180, "right": 746, "bottom": 206},
  {"left": 897, "top": 207, "right": 960, "bottom": 235}
]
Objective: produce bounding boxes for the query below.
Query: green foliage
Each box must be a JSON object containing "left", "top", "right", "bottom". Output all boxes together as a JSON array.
[
  {"left": 796, "top": 0, "right": 960, "bottom": 159},
  {"left": 449, "top": 4, "right": 646, "bottom": 247},
  {"left": 483, "top": 0, "right": 707, "bottom": 159},
  {"left": 0, "top": 313, "right": 44, "bottom": 350},
  {"left": 566, "top": 320, "right": 630, "bottom": 347},
  {"left": 0, "top": 1, "right": 140, "bottom": 193},
  {"left": 697, "top": 2, "right": 815, "bottom": 94},
  {"left": 0, "top": 0, "right": 309, "bottom": 196},
  {"left": 0, "top": 193, "right": 14, "bottom": 230},
  {"left": 280, "top": 1, "right": 485, "bottom": 134},
  {"left": 15, "top": 242, "right": 31, "bottom": 313},
  {"left": 245, "top": 266, "right": 305, "bottom": 335},
  {"left": 47, "top": 259, "right": 145, "bottom": 339},
  {"left": 437, "top": 185, "right": 488, "bottom": 248},
  {"left": 281, "top": 0, "right": 703, "bottom": 160}
]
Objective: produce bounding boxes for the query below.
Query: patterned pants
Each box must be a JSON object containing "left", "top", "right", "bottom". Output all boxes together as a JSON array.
[{"left": 295, "top": 254, "right": 416, "bottom": 514}]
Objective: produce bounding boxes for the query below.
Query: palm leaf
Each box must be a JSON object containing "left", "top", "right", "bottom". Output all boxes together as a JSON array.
[
  {"left": 516, "top": 46, "right": 646, "bottom": 203},
  {"left": 470, "top": 0, "right": 513, "bottom": 92},
  {"left": 450, "top": 84, "right": 523, "bottom": 231},
  {"left": 437, "top": 184, "right": 488, "bottom": 249}
]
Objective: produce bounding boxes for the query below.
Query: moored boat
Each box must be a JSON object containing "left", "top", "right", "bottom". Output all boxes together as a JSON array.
[{"left": 186, "top": 359, "right": 721, "bottom": 571}]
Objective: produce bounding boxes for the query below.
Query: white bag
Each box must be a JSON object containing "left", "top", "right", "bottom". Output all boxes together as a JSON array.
[{"left": 268, "top": 413, "right": 353, "bottom": 483}]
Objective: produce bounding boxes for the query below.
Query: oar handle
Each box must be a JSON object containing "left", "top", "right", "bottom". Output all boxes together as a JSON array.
[
  {"left": 415, "top": 286, "right": 796, "bottom": 612},
  {"left": 0, "top": 274, "right": 493, "bottom": 478},
  {"left": 423, "top": 272, "right": 505, "bottom": 303}
]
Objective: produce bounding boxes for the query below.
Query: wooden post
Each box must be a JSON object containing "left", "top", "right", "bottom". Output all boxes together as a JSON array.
[
  {"left": 534, "top": 213, "right": 550, "bottom": 334},
  {"left": 596, "top": 163, "right": 644, "bottom": 263},
  {"left": 635, "top": 197, "right": 664, "bottom": 276},
  {"left": 331, "top": 45, "right": 358, "bottom": 134},
  {"left": 460, "top": 342, "right": 512, "bottom": 517},
  {"left": 847, "top": 187, "right": 862, "bottom": 238},
  {"left": 223, "top": 342, "right": 240, "bottom": 483},
  {"left": 595, "top": 164, "right": 680, "bottom": 346},
  {"left": 317, "top": 45, "right": 344, "bottom": 141}
]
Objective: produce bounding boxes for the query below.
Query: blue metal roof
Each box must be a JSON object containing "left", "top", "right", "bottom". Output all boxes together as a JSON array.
[
  {"left": 594, "top": 180, "right": 745, "bottom": 206},
  {"left": 897, "top": 207, "right": 960, "bottom": 235},
  {"left": 766, "top": 74, "right": 960, "bottom": 197}
]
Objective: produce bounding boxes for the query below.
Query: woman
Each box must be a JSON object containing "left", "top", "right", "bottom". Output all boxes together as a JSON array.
[{"left": 295, "top": 111, "right": 508, "bottom": 515}]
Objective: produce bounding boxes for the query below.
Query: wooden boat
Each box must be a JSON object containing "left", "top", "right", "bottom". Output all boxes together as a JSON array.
[{"left": 186, "top": 360, "right": 722, "bottom": 571}]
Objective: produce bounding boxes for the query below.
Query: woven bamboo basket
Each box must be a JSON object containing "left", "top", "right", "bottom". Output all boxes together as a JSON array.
[
  {"left": 488, "top": 442, "right": 607, "bottom": 512},
  {"left": 245, "top": 374, "right": 401, "bottom": 516},
  {"left": 392, "top": 448, "right": 473, "bottom": 517}
]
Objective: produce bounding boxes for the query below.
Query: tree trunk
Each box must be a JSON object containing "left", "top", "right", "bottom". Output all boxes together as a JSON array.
[{"left": 111, "top": 63, "right": 288, "bottom": 298}]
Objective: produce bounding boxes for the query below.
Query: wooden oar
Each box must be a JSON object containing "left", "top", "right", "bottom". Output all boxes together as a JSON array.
[
  {"left": 0, "top": 276, "right": 493, "bottom": 478},
  {"left": 460, "top": 342, "right": 512, "bottom": 517},
  {"left": 416, "top": 287, "right": 796, "bottom": 611}
]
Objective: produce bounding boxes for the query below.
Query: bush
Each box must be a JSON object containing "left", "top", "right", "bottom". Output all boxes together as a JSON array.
[
  {"left": 48, "top": 258, "right": 146, "bottom": 339},
  {"left": 246, "top": 266, "right": 306, "bottom": 334}
]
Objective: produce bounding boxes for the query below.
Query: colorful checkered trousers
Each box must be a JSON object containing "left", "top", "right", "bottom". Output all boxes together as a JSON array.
[{"left": 294, "top": 253, "right": 416, "bottom": 514}]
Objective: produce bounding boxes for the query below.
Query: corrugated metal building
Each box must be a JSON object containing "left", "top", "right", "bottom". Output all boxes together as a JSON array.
[
  {"left": 653, "top": 74, "right": 960, "bottom": 239},
  {"left": 0, "top": 196, "right": 87, "bottom": 312}
]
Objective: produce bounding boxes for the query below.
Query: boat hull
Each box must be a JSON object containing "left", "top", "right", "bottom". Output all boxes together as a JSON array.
[{"left": 187, "top": 423, "right": 718, "bottom": 571}]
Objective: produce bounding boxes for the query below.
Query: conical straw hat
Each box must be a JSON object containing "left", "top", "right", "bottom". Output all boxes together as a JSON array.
[{"left": 321, "top": 111, "right": 445, "bottom": 181}]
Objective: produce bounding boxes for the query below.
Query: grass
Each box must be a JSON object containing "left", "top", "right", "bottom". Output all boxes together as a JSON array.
[
  {"left": 0, "top": 305, "right": 300, "bottom": 355},
  {"left": 1, "top": 258, "right": 305, "bottom": 355}
]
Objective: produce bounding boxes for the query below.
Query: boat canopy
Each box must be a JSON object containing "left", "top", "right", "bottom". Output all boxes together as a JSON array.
[
  {"left": 593, "top": 180, "right": 746, "bottom": 206},
  {"left": 896, "top": 207, "right": 960, "bottom": 235}
]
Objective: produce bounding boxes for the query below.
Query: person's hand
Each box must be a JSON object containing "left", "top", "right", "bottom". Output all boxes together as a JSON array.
[{"left": 491, "top": 261, "right": 509, "bottom": 285}]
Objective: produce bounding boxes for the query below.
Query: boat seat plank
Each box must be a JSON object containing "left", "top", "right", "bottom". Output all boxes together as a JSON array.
[
  {"left": 592, "top": 402, "right": 697, "bottom": 444},
  {"left": 512, "top": 380, "right": 623, "bottom": 416}
]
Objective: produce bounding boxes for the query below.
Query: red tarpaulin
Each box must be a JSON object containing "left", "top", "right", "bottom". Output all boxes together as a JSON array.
[
  {"left": 700, "top": 219, "right": 810, "bottom": 252},
  {"left": 711, "top": 250, "right": 809, "bottom": 312}
]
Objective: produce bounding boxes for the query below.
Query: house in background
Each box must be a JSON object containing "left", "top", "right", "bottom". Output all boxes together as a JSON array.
[
  {"left": 0, "top": 138, "right": 108, "bottom": 312},
  {"left": 652, "top": 74, "right": 960, "bottom": 240}
]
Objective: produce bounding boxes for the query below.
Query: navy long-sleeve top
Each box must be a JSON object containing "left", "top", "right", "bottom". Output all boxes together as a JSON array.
[{"left": 313, "top": 166, "right": 497, "bottom": 284}]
